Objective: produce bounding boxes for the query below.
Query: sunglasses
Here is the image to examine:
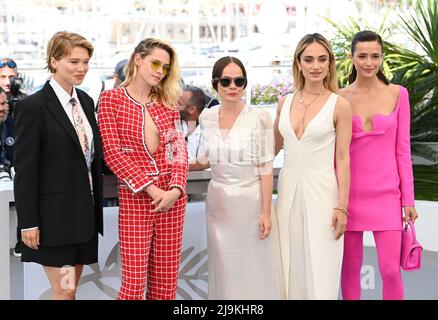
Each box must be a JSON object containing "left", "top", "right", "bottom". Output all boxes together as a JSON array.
[
  {"left": 214, "top": 77, "right": 247, "bottom": 88},
  {"left": 0, "top": 60, "right": 17, "bottom": 69},
  {"left": 149, "top": 59, "right": 171, "bottom": 76}
]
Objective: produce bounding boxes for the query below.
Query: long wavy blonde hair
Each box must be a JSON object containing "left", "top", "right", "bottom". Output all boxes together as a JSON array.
[
  {"left": 293, "top": 33, "right": 338, "bottom": 92},
  {"left": 122, "top": 38, "right": 181, "bottom": 109}
]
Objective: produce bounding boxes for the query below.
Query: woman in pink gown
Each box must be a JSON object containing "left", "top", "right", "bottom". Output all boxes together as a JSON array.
[{"left": 340, "top": 30, "right": 419, "bottom": 300}]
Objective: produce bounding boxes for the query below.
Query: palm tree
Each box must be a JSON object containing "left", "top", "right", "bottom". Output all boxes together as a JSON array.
[
  {"left": 323, "top": 15, "right": 397, "bottom": 87},
  {"left": 324, "top": 0, "right": 438, "bottom": 163},
  {"left": 393, "top": 0, "right": 438, "bottom": 163}
]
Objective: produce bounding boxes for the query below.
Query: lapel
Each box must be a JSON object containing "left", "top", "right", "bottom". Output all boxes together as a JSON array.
[
  {"left": 43, "top": 82, "right": 83, "bottom": 152},
  {"left": 1, "top": 123, "right": 6, "bottom": 145}
]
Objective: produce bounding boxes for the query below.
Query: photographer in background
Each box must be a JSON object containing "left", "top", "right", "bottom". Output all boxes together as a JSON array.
[
  {"left": 0, "top": 58, "right": 27, "bottom": 257},
  {"left": 0, "top": 58, "right": 27, "bottom": 115},
  {"left": 113, "top": 59, "right": 128, "bottom": 89},
  {"left": 178, "top": 85, "right": 219, "bottom": 171},
  {"left": 178, "top": 86, "right": 206, "bottom": 170},
  {"left": 0, "top": 87, "right": 14, "bottom": 172}
]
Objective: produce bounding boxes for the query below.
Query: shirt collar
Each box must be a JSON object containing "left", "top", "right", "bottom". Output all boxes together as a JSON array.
[
  {"left": 182, "top": 120, "right": 201, "bottom": 136},
  {"left": 49, "top": 77, "right": 79, "bottom": 107},
  {"left": 192, "top": 124, "right": 201, "bottom": 135}
]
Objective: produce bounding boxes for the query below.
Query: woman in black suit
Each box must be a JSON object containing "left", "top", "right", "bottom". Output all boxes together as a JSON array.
[{"left": 14, "top": 31, "right": 103, "bottom": 300}]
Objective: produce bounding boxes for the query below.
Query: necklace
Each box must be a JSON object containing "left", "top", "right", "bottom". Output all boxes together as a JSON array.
[
  {"left": 130, "top": 83, "right": 151, "bottom": 105},
  {"left": 298, "top": 90, "right": 324, "bottom": 123}
]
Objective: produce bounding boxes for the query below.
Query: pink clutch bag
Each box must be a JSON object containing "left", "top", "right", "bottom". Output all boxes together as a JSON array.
[{"left": 400, "top": 221, "right": 423, "bottom": 271}]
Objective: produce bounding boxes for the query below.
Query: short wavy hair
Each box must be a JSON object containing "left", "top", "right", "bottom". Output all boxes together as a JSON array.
[{"left": 46, "top": 31, "right": 94, "bottom": 73}]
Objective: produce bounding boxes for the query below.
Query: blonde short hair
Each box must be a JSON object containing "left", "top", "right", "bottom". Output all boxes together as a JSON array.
[
  {"left": 293, "top": 33, "right": 338, "bottom": 92},
  {"left": 46, "top": 31, "right": 94, "bottom": 73}
]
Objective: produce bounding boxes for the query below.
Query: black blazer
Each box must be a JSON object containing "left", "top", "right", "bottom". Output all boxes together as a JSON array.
[
  {"left": 14, "top": 81, "right": 103, "bottom": 247},
  {"left": 1, "top": 114, "right": 15, "bottom": 167}
]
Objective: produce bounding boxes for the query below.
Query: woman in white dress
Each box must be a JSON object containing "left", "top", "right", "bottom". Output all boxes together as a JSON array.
[
  {"left": 195, "top": 56, "right": 284, "bottom": 299},
  {"left": 273, "top": 33, "right": 352, "bottom": 299}
]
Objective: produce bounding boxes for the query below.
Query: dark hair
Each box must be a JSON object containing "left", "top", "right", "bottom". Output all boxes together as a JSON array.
[
  {"left": 0, "top": 87, "right": 5, "bottom": 95},
  {"left": 211, "top": 56, "right": 247, "bottom": 91},
  {"left": 205, "top": 96, "right": 219, "bottom": 108},
  {"left": 184, "top": 85, "right": 206, "bottom": 113},
  {"left": 114, "top": 59, "right": 128, "bottom": 82},
  {"left": 349, "top": 30, "right": 389, "bottom": 85}
]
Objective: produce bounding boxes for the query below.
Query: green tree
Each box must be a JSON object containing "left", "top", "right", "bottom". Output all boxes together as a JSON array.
[
  {"left": 325, "top": 0, "right": 438, "bottom": 163},
  {"left": 394, "top": 0, "right": 438, "bottom": 162},
  {"left": 323, "top": 14, "right": 405, "bottom": 88}
]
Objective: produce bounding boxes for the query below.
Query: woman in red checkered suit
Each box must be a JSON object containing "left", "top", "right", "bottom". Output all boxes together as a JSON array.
[{"left": 98, "top": 38, "right": 188, "bottom": 300}]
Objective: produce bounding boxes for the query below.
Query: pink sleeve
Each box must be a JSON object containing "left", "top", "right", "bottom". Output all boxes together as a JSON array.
[{"left": 396, "top": 86, "right": 415, "bottom": 206}]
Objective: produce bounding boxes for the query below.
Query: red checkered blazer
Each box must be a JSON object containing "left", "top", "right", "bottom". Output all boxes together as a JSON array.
[{"left": 98, "top": 87, "right": 188, "bottom": 195}]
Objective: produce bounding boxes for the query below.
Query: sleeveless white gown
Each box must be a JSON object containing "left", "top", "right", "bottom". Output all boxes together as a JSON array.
[{"left": 276, "top": 92, "right": 343, "bottom": 300}]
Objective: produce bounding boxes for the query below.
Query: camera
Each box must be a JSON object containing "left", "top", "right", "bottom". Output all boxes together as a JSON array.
[
  {"left": 8, "top": 76, "right": 24, "bottom": 114},
  {"left": 0, "top": 163, "right": 12, "bottom": 182}
]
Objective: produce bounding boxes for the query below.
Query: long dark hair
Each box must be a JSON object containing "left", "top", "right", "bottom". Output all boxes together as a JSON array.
[{"left": 349, "top": 30, "right": 389, "bottom": 85}]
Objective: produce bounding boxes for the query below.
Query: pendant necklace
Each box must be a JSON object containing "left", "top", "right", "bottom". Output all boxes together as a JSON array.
[{"left": 299, "top": 90, "right": 324, "bottom": 124}]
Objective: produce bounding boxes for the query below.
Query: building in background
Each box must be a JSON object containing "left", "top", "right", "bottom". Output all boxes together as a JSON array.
[
  {"left": 0, "top": 0, "right": 413, "bottom": 100},
  {"left": 0, "top": 0, "right": 410, "bottom": 65}
]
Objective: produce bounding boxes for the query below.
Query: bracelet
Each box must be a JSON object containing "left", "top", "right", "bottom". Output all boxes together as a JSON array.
[{"left": 333, "top": 206, "right": 349, "bottom": 216}]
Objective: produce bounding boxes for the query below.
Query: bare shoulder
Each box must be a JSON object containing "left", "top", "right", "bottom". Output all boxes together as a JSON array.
[
  {"left": 277, "top": 95, "right": 287, "bottom": 109},
  {"left": 337, "top": 87, "right": 348, "bottom": 97},
  {"left": 276, "top": 94, "right": 289, "bottom": 115},
  {"left": 334, "top": 94, "right": 352, "bottom": 122},
  {"left": 337, "top": 86, "right": 353, "bottom": 98},
  {"left": 388, "top": 83, "right": 401, "bottom": 98},
  {"left": 335, "top": 94, "right": 352, "bottom": 110}
]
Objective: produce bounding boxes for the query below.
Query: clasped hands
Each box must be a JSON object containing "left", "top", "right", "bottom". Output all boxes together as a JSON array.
[{"left": 147, "top": 184, "right": 181, "bottom": 213}]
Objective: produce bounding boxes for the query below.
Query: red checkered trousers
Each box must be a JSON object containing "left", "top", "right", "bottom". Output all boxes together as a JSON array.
[{"left": 98, "top": 87, "right": 188, "bottom": 300}]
